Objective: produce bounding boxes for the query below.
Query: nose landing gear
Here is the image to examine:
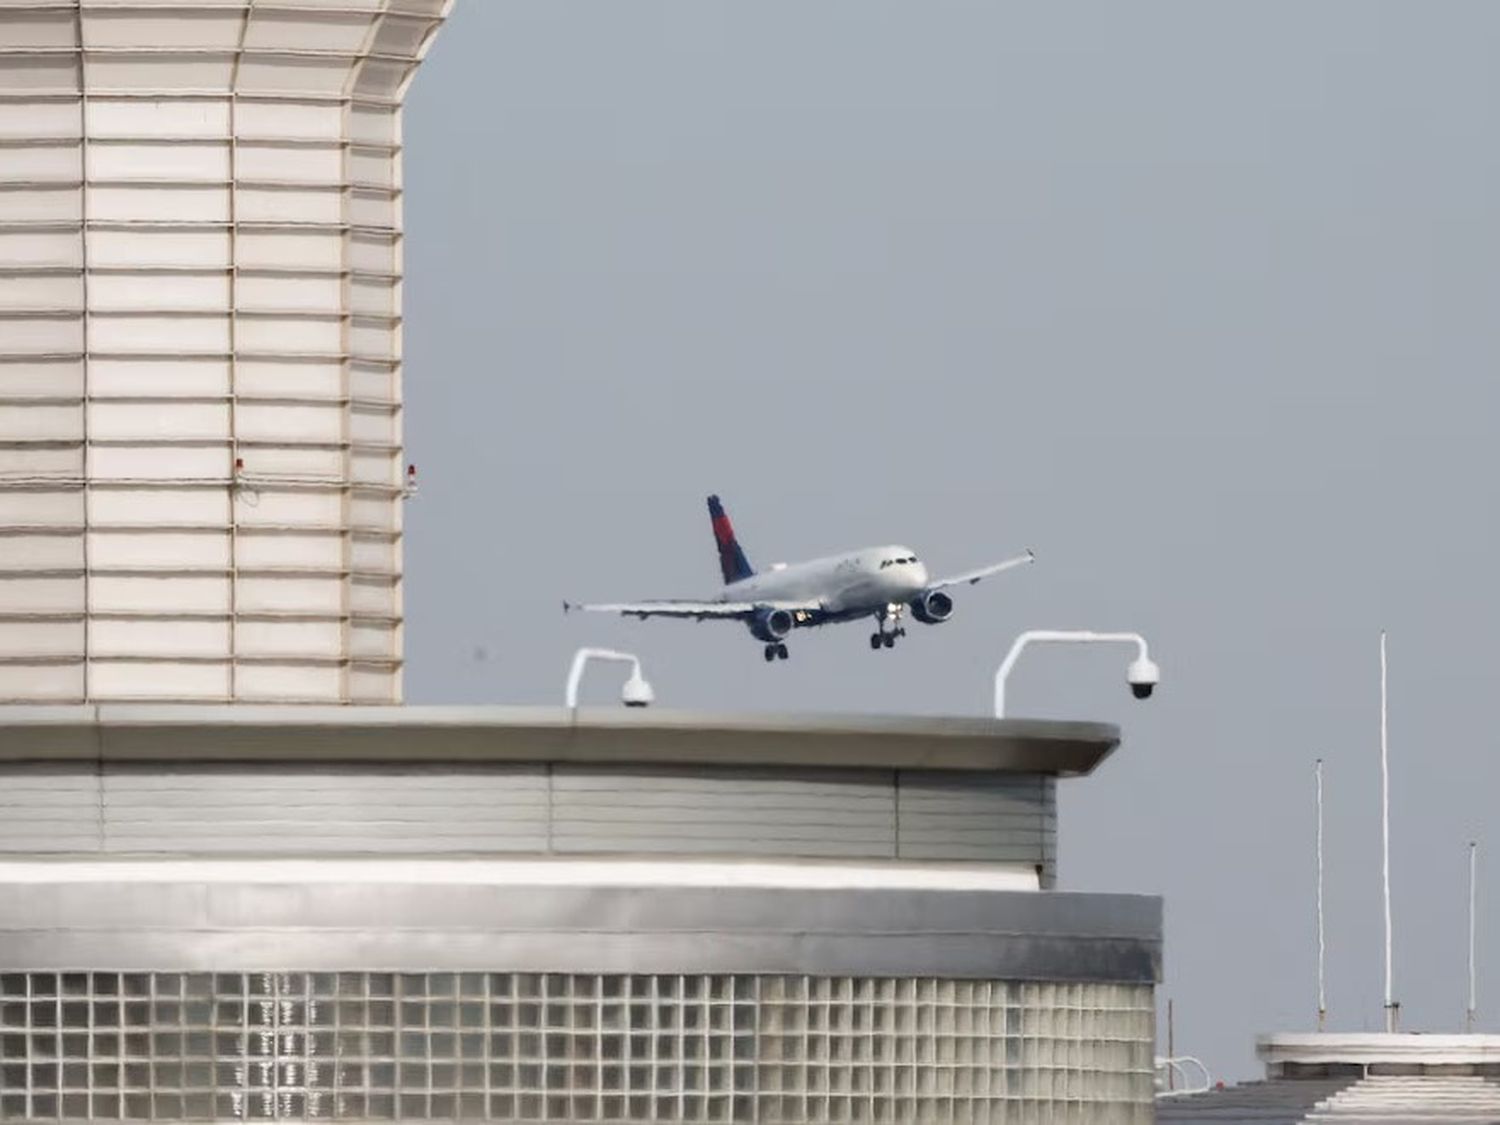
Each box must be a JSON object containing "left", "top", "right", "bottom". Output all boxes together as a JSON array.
[
  {"left": 870, "top": 605, "right": 907, "bottom": 651},
  {"left": 764, "top": 643, "right": 789, "bottom": 662}
]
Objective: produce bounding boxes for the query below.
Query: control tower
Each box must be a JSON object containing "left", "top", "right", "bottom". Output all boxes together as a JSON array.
[{"left": 0, "top": 2, "right": 451, "bottom": 704}]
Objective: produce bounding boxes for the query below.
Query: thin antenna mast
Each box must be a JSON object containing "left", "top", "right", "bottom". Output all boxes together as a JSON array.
[
  {"left": 1469, "top": 841, "right": 1478, "bottom": 1033},
  {"left": 1167, "top": 999, "right": 1175, "bottom": 1089},
  {"left": 1316, "top": 758, "right": 1326, "bottom": 1032},
  {"left": 1381, "top": 631, "right": 1398, "bottom": 1033}
]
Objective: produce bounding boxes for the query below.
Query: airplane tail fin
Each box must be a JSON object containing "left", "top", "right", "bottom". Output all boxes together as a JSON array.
[{"left": 707, "top": 495, "right": 755, "bottom": 585}]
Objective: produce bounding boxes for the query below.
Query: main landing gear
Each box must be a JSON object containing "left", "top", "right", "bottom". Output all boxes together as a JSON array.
[
  {"left": 763, "top": 643, "right": 790, "bottom": 662},
  {"left": 870, "top": 604, "right": 907, "bottom": 651}
]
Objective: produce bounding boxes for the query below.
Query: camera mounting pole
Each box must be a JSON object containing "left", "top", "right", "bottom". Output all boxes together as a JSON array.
[
  {"left": 993, "top": 630, "right": 1159, "bottom": 718},
  {"left": 565, "top": 647, "right": 655, "bottom": 713}
]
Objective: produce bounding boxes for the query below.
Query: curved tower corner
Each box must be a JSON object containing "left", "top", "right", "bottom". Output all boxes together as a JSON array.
[{"left": 0, "top": 0, "right": 452, "bottom": 704}]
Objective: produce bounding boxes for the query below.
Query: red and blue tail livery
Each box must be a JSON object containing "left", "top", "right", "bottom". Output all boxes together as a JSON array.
[
  {"left": 708, "top": 495, "right": 755, "bottom": 585},
  {"left": 568, "top": 493, "right": 1034, "bottom": 663}
]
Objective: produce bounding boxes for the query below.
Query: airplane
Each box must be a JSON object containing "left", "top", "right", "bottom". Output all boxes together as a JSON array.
[{"left": 565, "top": 495, "right": 1034, "bottom": 663}]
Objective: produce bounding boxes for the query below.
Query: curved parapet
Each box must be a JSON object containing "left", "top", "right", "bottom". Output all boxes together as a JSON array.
[{"left": 0, "top": 1, "right": 453, "bottom": 703}]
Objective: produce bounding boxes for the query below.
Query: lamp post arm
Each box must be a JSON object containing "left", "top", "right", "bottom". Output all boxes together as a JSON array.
[
  {"left": 566, "top": 647, "right": 643, "bottom": 710},
  {"left": 994, "top": 630, "right": 1151, "bottom": 718}
]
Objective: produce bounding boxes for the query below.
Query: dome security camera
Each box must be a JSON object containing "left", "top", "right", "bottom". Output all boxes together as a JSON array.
[
  {"left": 1126, "top": 656, "right": 1160, "bottom": 700},
  {"left": 621, "top": 670, "right": 655, "bottom": 708}
]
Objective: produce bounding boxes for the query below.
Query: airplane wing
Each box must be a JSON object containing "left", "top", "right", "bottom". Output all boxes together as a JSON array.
[
  {"left": 564, "top": 599, "right": 821, "bottom": 622},
  {"left": 924, "top": 549, "right": 1035, "bottom": 591}
]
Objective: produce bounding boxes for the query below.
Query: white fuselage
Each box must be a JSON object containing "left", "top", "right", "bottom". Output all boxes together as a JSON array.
[{"left": 723, "top": 546, "right": 930, "bottom": 615}]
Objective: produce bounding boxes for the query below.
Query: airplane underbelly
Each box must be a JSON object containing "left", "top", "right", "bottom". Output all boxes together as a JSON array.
[
  {"left": 836, "top": 573, "right": 921, "bottom": 613},
  {"left": 830, "top": 579, "right": 885, "bottom": 613}
]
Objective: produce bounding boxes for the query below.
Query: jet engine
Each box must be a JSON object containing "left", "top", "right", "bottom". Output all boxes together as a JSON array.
[
  {"left": 910, "top": 590, "right": 955, "bottom": 625},
  {"left": 749, "top": 607, "right": 794, "bottom": 642}
]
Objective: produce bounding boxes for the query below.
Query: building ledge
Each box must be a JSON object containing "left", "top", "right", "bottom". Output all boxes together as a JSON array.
[{"left": 0, "top": 704, "right": 1120, "bottom": 774}]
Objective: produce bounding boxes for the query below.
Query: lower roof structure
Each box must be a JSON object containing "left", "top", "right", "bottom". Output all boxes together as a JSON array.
[
  {"left": 1159, "top": 1033, "right": 1500, "bottom": 1124},
  {"left": 1160, "top": 1074, "right": 1500, "bottom": 1123}
]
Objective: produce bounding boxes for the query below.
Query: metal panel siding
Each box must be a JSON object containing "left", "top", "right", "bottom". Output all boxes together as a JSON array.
[
  {"left": 0, "top": 763, "right": 98, "bottom": 852},
  {"left": 100, "top": 765, "right": 549, "bottom": 854},
  {"left": 552, "top": 766, "right": 899, "bottom": 858},
  {"left": 0, "top": 882, "right": 1165, "bottom": 982},
  {"left": 0, "top": 759, "right": 1055, "bottom": 867},
  {"left": 898, "top": 771, "right": 1055, "bottom": 867},
  {"left": 0, "top": 765, "right": 546, "bottom": 855}
]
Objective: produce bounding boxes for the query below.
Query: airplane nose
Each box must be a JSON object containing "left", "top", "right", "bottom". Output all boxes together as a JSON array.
[{"left": 911, "top": 563, "right": 930, "bottom": 592}]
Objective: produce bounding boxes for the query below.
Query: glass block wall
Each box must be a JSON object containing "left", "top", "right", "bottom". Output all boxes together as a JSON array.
[{"left": 0, "top": 972, "right": 1153, "bottom": 1124}]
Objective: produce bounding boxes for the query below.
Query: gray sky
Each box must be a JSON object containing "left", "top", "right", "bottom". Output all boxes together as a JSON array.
[{"left": 400, "top": 2, "right": 1500, "bottom": 1080}]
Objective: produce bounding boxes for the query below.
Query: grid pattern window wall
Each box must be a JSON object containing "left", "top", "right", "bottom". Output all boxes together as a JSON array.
[{"left": 0, "top": 972, "right": 1154, "bottom": 1124}]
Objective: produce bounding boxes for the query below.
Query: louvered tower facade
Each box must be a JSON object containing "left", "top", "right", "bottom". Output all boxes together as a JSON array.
[{"left": 0, "top": 1, "right": 451, "bottom": 703}]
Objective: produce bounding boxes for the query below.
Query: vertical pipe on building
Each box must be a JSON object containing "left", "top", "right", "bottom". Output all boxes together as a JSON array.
[
  {"left": 226, "top": 5, "right": 251, "bottom": 703},
  {"left": 339, "top": 12, "right": 377, "bottom": 704},
  {"left": 75, "top": 0, "right": 89, "bottom": 702},
  {"left": 1316, "top": 757, "right": 1326, "bottom": 1032},
  {"left": 1380, "top": 631, "right": 1398, "bottom": 1033}
]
